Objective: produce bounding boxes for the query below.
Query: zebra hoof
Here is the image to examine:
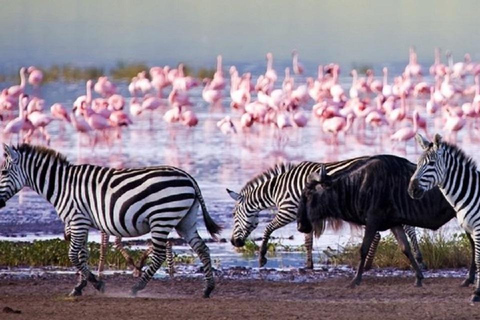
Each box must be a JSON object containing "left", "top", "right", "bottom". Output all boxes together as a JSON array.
[
  {"left": 347, "top": 280, "right": 360, "bottom": 289},
  {"left": 471, "top": 295, "right": 480, "bottom": 303},
  {"left": 306, "top": 261, "right": 314, "bottom": 270},
  {"left": 414, "top": 280, "right": 423, "bottom": 287},
  {"left": 69, "top": 288, "right": 82, "bottom": 297},
  {"left": 203, "top": 286, "right": 214, "bottom": 298},
  {"left": 259, "top": 256, "right": 267, "bottom": 267},
  {"left": 94, "top": 280, "right": 105, "bottom": 293}
]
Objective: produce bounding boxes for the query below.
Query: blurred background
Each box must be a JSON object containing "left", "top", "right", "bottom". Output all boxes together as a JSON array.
[{"left": 1, "top": 0, "right": 479, "bottom": 72}]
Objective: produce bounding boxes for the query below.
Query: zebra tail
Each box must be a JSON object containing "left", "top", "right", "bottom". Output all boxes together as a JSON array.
[{"left": 191, "top": 179, "right": 223, "bottom": 239}]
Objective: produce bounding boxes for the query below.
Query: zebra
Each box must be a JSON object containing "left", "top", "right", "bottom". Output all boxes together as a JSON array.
[
  {"left": 0, "top": 144, "right": 221, "bottom": 298},
  {"left": 227, "top": 158, "right": 424, "bottom": 269},
  {"left": 409, "top": 133, "right": 480, "bottom": 303}
]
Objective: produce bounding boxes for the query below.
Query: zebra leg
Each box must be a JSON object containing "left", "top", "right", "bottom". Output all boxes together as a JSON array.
[
  {"left": 259, "top": 215, "right": 291, "bottom": 267},
  {"left": 130, "top": 231, "right": 169, "bottom": 296},
  {"left": 68, "top": 230, "right": 105, "bottom": 296},
  {"left": 364, "top": 232, "right": 381, "bottom": 271},
  {"left": 391, "top": 225, "right": 424, "bottom": 287},
  {"left": 175, "top": 202, "right": 215, "bottom": 297},
  {"left": 166, "top": 241, "right": 175, "bottom": 278},
  {"left": 471, "top": 232, "right": 480, "bottom": 302},
  {"left": 304, "top": 232, "right": 314, "bottom": 269},
  {"left": 461, "top": 232, "right": 476, "bottom": 287},
  {"left": 404, "top": 225, "right": 426, "bottom": 270},
  {"left": 98, "top": 232, "right": 109, "bottom": 279},
  {"left": 349, "top": 223, "right": 378, "bottom": 288}
]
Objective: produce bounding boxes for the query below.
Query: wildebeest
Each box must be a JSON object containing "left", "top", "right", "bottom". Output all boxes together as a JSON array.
[{"left": 297, "top": 154, "right": 461, "bottom": 287}]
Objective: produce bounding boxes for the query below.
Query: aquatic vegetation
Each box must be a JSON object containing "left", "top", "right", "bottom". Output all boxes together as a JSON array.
[
  {"left": 331, "top": 232, "right": 471, "bottom": 269},
  {"left": 0, "top": 239, "right": 196, "bottom": 269},
  {"left": 110, "top": 62, "right": 149, "bottom": 80}
]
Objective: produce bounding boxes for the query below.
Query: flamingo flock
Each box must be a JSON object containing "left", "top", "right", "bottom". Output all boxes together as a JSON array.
[{"left": 1, "top": 48, "right": 480, "bottom": 150}]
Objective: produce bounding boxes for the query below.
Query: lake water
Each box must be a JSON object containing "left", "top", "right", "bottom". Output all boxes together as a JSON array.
[{"left": 0, "top": 65, "right": 478, "bottom": 269}]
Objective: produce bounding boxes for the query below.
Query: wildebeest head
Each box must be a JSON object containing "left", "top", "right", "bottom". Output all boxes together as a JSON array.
[
  {"left": 297, "top": 165, "right": 335, "bottom": 237},
  {"left": 408, "top": 133, "right": 446, "bottom": 199}
]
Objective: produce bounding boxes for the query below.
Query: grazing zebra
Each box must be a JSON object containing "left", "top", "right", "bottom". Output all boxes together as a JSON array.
[
  {"left": 409, "top": 133, "right": 480, "bottom": 302},
  {"left": 227, "top": 158, "right": 423, "bottom": 269},
  {"left": 0, "top": 144, "right": 221, "bottom": 297}
]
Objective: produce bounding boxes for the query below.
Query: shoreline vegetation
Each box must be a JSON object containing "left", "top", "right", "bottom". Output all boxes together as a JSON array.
[
  {"left": 0, "top": 62, "right": 216, "bottom": 83},
  {"left": 0, "top": 232, "right": 471, "bottom": 270}
]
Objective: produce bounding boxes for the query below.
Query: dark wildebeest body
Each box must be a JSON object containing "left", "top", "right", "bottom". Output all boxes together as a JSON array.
[{"left": 297, "top": 154, "right": 461, "bottom": 287}]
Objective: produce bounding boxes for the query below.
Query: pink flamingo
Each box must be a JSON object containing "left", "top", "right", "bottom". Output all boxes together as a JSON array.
[
  {"left": 382, "top": 67, "right": 393, "bottom": 97},
  {"left": 292, "top": 50, "right": 304, "bottom": 75},
  {"left": 94, "top": 76, "right": 116, "bottom": 97},
  {"left": 73, "top": 80, "right": 93, "bottom": 113},
  {"left": 217, "top": 116, "right": 237, "bottom": 135},
  {"left": 129, "top": 98, "right": 142, "bottom": 116},
  {"left": 80, "top": 102, "right": 112, "bottom": 145},
  {"left": 265, "top": 53, "right": 277, "bottom": 83},
  {"left": 240, "top": 112, "right": 254, "bottom": 129},
  {"left": 209, "top": 56, "right": 226, "bottom": 90},
  {"left": 3, "top": 94, "right": 30, "bottom": 143},
  {"left": 444, "top": 107, "right": 466, "bottom": 142},
  {"left": 163, "top": 104, "right": 182, "bottom": 123},
  {"left": 390, "top": 110, "right": 419, "bottom": 146},
  {"left": 50, "top": 103, "right": 70, "bottom": 123},
  {"left": 27, "top": 109, "right": 54, "bottom": 145},
  {"left": 291, "top": 110, "right": 308, "bottom": 127},
  {"left": 322, "top": 114, "right": 354, "bottom": 145},
  {"left": 7, "top": 67, "right": 27, "bottom": 99},
  {"left": 108, "top": 94, "right": 125, "bottom": 111},
  {"left": 27, "top": 66, "right": 43, "bottom": 88},
  {"left": 181, "top": 110, "right": 198, "bottom": 127},
  {"left": 168, "top": 88, "right": 192, "bottom": 107},
  {"left": 202, "top": 79, "right": 222, "bottom": 105}
]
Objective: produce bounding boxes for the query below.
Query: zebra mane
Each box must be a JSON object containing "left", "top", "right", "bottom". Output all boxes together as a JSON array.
[
  {"left": 241, "top": 162, "right": 296, "bottom": 194},
  {"left": 15, "top": 144, "right": 70, "bottom": 166},
  {"left": 441, "top": 141, "right": 477, "bottom": 170}
]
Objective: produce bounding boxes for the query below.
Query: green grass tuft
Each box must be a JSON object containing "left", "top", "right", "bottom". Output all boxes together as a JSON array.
[{"left": 331, "top": 232, "right": 471, "bottom": 270}]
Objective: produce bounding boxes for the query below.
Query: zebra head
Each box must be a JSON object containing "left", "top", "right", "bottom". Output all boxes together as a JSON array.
[
  {"left": 408, "top": 133, "right": 446, "bottom": 199},
  {"left": 227, "top": 188, "right": 259, "bottom": 247},
  {"left": 0, "top": 144, "right": 27, "bottom": 209}
]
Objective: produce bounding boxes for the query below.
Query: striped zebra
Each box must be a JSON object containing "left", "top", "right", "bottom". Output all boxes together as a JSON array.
[
  {"left": 0, "top": 144, "right": 221, "bottom": 298},
  {"left": 409, "top": 133, "right": 480, "bottom": 302},
  {"left": 227, "top": 158, "right": 424, "bottom": 269}
]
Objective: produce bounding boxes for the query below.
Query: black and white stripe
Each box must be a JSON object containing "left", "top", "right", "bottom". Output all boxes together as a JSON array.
[
  {"left": 0, "top": 144, "right": 220, "bottom": 297},
  {"left": 409, "top": 133, "right": 480, "bottom": 302},
  {"left": 228, "top": 158, "right": 423, "bottom": 269}
]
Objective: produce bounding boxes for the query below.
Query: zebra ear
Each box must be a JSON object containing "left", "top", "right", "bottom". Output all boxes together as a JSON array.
[
  {"left": 226, "top": 189, "right": 241, "bottom": 201},
  {"left": 3, "top": 144, "right": 18, "bottom": 163},
  {"left": 415, "top": 133, "right": 431, "bottom": 150},
  {"left": 433, "top": 133, "right": 443, "bottom": 147}
]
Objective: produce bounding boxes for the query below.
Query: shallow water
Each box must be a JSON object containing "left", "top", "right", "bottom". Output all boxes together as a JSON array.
[{"left": 0, "top": 71, "right": 478, "bottom": 269}]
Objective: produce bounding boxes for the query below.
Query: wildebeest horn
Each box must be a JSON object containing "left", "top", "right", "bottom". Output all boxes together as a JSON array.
[{"left": 307, "top": 172, "right": 321, "bottom": 184}]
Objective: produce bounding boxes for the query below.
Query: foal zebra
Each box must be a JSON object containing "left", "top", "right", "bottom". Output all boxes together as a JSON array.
[
  {"left": 0, "top": 144, "right": 221, "bottom": 297},
  {"left": 227, "top": 158, "right": 423, "bottom": 269},
  {"left": 409, "top": 133, "right": 480, "bottom": 302}
]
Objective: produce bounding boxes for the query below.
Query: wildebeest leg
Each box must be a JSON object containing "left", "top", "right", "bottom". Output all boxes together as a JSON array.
[
  {"left": 349, "top": 224, "right": 378, "bottom": 288},
  {"left": 461, "top": 232, "right": 476, "bottom": 287},
  {"left": 114, "top": 237, "right": 143, "bottom": 276},
  {"left": 97, "top": 232, "right": 109, "bottom": 279},
  {"left": 364, "top": 232, "right": 381, "bottom": 271},
  {"left": 259, "top": 214, "right": 292, "bottom": 267},
  {"left": 304, "top": 232, "right": 314, "bottom": 269},
  {"left": 403, "top": 225, "right": 426, "bottom": 270},
  {"left": 391, "top": 225, "right": 424, "bottom": 287}
]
